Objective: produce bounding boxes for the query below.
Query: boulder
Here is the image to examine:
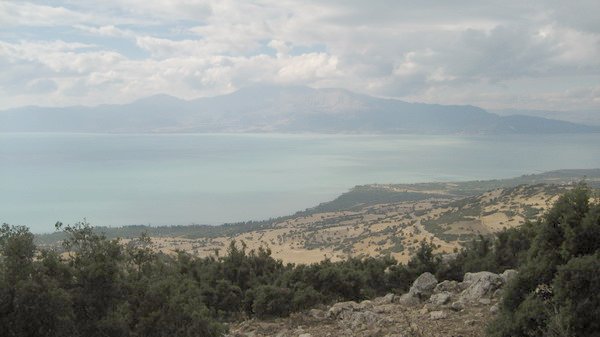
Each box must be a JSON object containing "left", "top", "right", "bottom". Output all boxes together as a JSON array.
[
  {"left": 422, "top": 302, "right": 437, "bottom": 311},
  {"left": 358, "top": 300, "right": 374, "bottom": 310},
  {"left": 500, "top": 269, "right": 518, "bottom": 284},
  {"left": 347, "top": 311, "right": 380, "bottom": 329},
  {"left": 378, "top": 293, "right": 395, "bottom": 304},
  {"left": 372, "top": 304, "right": 395, "bottom": 314},
  {"left": 434, "top": 280, "right": 460, "bottom": 294},
  {"left": 459, "top": 272, "right": 504, "bottom": 302},
  {"left": 492, "top": 288, "right": 504, "bottom": 299},
  {"left": 429, "top": 291, "right": 452, "bottom": 306},
  {"left": 396, "top": 272, "right": 439, "bottom": 307},
  {"left": 450, "top": 301, "right": 465, "bottom": 311},
  {"left": 309, "top": 308, "right": 325, "bottom": 319},
  {"left": 462, "top": 271, "right": 499, "bottom": 285},
  {"left": 326, "top": 300, "right": 382, "bottom": 329},
  {"left": 408, "top": 272, "right": 438, "bottom": 300},
  {"left": 327, "top": 301, "right": 359, "bottom": 318},
  {"left": 397, "top": 293, "right": 420, "bottom": 307},
  {"left": 478, "top": 298, "right": 491, "bottom": 305}
]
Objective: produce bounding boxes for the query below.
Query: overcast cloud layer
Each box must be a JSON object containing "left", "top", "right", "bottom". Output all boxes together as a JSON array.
[{"left": 1, "top": 0, "right": 599, "bottom": 111}]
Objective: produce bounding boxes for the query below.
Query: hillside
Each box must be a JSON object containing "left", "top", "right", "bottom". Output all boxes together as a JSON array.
[
  {"left": 227, "top": 270, "right": 510, "bottom": 337},
  {"left": 36, "top": 169, "right": 600, "bottom": 264},
  {"left": 2, "top": 86, "right": 598, "bottom": 134},
  {"left": 305, "top": 168, "right": 600, "bottom": 213},
  {"left": 111, "top": 183, "right": 563, "bottom": 264},
  {"left": 492, "top": 108, "right": 600, "bottom": 126},
  {"left": 8, "top": 171, "right": 600, "bottom": 337}
]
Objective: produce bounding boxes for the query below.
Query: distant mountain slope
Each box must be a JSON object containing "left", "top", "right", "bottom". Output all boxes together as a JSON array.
[
  {"left": 492, "top": 108, "right": 600, "bottom": 126},
  {"left": 2, "top": 85, "right": 598, "bottom": 134},
  {"left": 304, "top": 168, "right": 600, "bottom": 214}
]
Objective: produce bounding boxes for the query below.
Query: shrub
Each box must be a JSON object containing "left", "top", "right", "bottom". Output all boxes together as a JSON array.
[
  {"left": 292, "top": 286, "right": 323, "bottom": 311},
  {"left": 488, "top": 185, "right": 600, "bottom": 337},
  {"left": 552, "top": 253, "right": 600, "bottom": 335},
  {"left": 252, "top": 285, "right": 293, "bottom": 318}
]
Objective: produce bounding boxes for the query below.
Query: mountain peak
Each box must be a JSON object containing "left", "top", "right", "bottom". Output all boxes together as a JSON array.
[
  {"left": 133, "top": 93, "right": 186, "bottom": 105},
  {"left": 228, "top": 84, "right": 316, "bottom": 97}
]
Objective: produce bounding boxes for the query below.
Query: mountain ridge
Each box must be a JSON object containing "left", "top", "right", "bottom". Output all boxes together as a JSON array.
[{"left": 2, "top": 85, "right": 598, "bottom": 134}]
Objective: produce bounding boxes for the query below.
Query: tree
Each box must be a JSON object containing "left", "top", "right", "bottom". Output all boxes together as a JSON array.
[
  {"left": 488, "top": 184, "right": 600, "bottom": 337},
  {"left": 0, "top": 224, "right": 76, "bottom": 337},
  {"left": 252, "top": 285, "right": 293, "bottom": 318},
  {"left": 58, "top": 221, "right": 126, "bottom": 336},
  {"left": 407, "top": 240, "right": 440, "bottom": 276}
]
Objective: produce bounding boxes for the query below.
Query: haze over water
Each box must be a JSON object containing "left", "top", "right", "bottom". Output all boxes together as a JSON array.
[{"left": 2, "top": 132, "right": 600, "bottom": 233}]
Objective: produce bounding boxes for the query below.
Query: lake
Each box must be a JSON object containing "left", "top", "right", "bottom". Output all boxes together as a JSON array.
[{"left": 2, "top": 133, "right": 600, "bottom": 233}]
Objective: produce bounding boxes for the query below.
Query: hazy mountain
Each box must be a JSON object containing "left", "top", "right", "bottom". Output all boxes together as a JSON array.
[
  {"left": 1, "top": 85, "right": 598, "bottom": 134},
  {"left": 491, "top": 108, "right": 600, "bottom": 126}
]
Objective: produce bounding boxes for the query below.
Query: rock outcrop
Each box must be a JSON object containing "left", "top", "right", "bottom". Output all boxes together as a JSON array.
[
  {"left": 429, "top": 291, "right": 452, "bottom": 306},
  {"left": 228, "top": 269, "right": 517, "bottom": 337},
  {"left": 500, "top": 269, "right": 518, "bottom": 284},
  {"left": 459, "top": 271, "right": 505, "bottom": 302},
  {"left": 408, "top": 272, "right": 438, "bottom": 299},
  {"left": 434, "top": 280, "right": 460, "bottom": 293},
  {"left": 397, "top": 272, "right": 438, "bottom": 306}
]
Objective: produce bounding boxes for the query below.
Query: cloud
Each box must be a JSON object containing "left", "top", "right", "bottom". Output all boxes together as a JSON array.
[
  {"left": 0, "top": 0, "right": 599, "bottom": 111},
  {"left": 268, "top": 40, "right": 291, "bottom": 57},
  {"left": 0, "top": 2, "right": 91, "bottom": 26},
  {"left": 74, "top": 25, "right": 137, "bottom": 38}
]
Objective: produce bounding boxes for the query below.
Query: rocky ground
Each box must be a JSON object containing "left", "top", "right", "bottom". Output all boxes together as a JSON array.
[{"left": 227, "top": 270, "right": 517, "bottom": 337}]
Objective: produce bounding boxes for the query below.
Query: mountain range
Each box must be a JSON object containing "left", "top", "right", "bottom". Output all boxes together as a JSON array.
[{"left": 1, "top": 85, "right": 598, "bottom": 134}]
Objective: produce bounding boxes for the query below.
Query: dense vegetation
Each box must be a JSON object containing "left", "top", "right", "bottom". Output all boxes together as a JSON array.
[
  {"left": 0, "top": 221, "right": 446, "bottom": 337},
  {"left": 487, "top": 184, "right": 600, "bottom": 337},
  {"left": 434, "top": 183, "right": 600, "bottom": 336},
  {"left": 435, "top": 183, "right": 600, "bottom": 336},
  {"left": 1, "top": 184, "right": 598, "bottom": 336}
]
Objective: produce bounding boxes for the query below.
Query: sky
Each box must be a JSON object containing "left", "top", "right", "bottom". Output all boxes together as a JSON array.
[{"left": 1, "top": 0, "right": 599, "bottom": 111}]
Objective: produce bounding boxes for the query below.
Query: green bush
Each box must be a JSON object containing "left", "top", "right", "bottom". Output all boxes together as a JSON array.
[
  {"left": 292, "top": 286, "right": 323, "bottom": 311},
  {"left": 488, "top": 294, "right": 550, "bottom": 337},
  {"left": 552, "top": 253, "right": 600, "bottom": 335},
  {"left": 488, "top": 184, "right": 600, "bottom": 337},
  {"left": 129, "top": 277, "right": 224, "bottom": 337},
  {"left": 252, "top": 285, "right": 293, "bottom": 318}
]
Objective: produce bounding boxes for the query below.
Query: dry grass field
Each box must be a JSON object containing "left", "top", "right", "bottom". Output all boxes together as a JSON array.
[{"left": 127, "top": 183, "right": 569, "bottom": 264}]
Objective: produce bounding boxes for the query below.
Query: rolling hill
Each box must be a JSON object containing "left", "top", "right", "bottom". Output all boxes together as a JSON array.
[{"left": 36, "top": 169, "right": 600, "bottom": 264}]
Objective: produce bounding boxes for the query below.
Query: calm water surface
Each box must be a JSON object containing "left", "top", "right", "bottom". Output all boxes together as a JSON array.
[{"left": 2, "top": 133, "right": 600, "bottom": 232}]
